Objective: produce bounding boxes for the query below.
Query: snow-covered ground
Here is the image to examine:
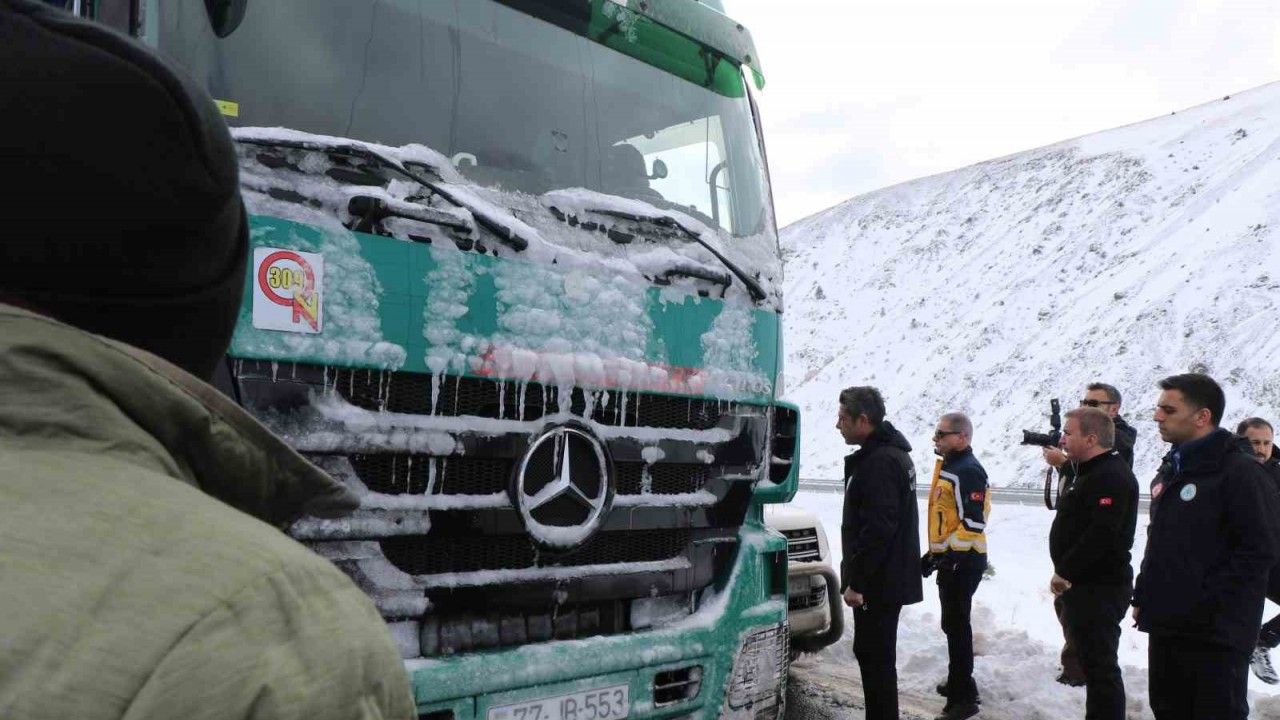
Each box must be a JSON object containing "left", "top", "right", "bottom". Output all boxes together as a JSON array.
[{"left": 788, "top": 490, "right": 1280, "bottom": 719}]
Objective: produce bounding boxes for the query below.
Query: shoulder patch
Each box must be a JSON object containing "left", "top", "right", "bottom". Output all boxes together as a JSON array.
[
  {"left": 969, "top": 491, "right": 985, "bottom": 502},
  {"left": 1099, "top": 497, "right": 1113, "bottom": 507},
  {"left": 1151, "top": 483, "right": 1164, "bottom": 498}
]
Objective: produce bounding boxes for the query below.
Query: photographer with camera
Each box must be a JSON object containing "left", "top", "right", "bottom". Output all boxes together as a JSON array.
[
  {"left": 1043, "top": 383, "right": 1137, "bottom": 487},
  {"left": 1048, "top": 407, "right": 1138, "bottom": 720},
  {"left": 1034, "top": 383, "right": 1136, "bottom": 686},
  {"left": 924, "top": 412, "right": 990, "bottom": 720}
]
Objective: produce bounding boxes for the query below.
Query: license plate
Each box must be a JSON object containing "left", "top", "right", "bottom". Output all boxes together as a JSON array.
[{"left": 487, "top": 684, "right": 630, "bottom": 720}]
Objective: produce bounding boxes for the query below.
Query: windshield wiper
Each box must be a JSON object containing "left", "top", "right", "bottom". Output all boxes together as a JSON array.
[
  {"left": 581, "top": 207, "right": 767, "bottom": 303},
  {"left": 235, "top": 136, "right": 531, "bottom": 252},
  {"left": 346, "top": 195, "right": 471, "bottom": 235}
]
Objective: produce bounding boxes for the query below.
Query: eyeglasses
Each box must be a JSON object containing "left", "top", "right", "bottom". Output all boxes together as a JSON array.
[
  {"left": 933, "top": 430, "right": 961, "bottom": 440},
  {"left": 1080, "top": 399, "right": 1118, "bottom": 408}
]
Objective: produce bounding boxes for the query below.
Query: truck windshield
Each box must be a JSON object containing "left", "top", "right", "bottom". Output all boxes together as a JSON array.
[{"left": 152, "top": 0, "right": 773, "bottom": 239}]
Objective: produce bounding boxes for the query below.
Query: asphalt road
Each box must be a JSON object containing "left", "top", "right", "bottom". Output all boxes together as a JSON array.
[{"left": 785, "top": 656, "right": 933, "bottom": 720}]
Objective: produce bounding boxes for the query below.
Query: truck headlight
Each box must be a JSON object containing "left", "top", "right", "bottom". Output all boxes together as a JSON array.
[
  {"left": 724, "top": 622, "right": 788, "bottom": 718},
  {"left": 631, "top": 593, "right": 694, "bottom": 630}
]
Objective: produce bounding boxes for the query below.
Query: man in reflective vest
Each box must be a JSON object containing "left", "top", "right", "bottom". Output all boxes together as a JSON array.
[{"left": 924, "top": 412, "right": 991, "bottom": 720}]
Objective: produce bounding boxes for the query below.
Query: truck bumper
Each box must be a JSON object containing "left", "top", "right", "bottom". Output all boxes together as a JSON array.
[
  {"left": 405, "top": 523, "right": 789, "bottom": 720},
  {"left": 785, "top": 563, "right": 843, "bottom": 654}
]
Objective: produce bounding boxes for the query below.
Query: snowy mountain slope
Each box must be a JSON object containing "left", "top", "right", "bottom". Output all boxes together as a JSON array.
[{"left": 781, "top": 82, "right": 1280, "bottom": 485}]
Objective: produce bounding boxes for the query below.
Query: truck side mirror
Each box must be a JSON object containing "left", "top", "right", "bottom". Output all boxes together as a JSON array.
[
  {"left": 648, "top": 158, "right": 668, "bottom": 180},
  {"left": 204, "top": 0, "right": 248, "bottom": 38}
]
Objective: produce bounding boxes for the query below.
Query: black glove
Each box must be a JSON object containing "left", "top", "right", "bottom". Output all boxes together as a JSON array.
[
  {"left": 939, "top": 551, "right": 961, "bottom": 574},
  {"left": 921, "top": 551, "right": 939, "bottom": 578}
]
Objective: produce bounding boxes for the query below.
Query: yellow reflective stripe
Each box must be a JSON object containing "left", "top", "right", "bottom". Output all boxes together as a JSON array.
[
  {"left": 929, "top": 457, "right": 945, "bottom": 544},
  {"left": 943, "top": 532, "right": 988, "bottom": 553}
]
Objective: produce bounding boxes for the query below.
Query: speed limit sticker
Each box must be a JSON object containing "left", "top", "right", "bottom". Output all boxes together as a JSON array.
[{"left": 252, "top": 248, "right": 323, "bottom": 333}]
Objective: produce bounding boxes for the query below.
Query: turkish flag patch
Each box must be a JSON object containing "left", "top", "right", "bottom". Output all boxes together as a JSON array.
[
  {"left": 970, "top": 491, "right": 985, "bottom": 502},
  {"left": 1099, "top": 497, "right": 1113, "bottom": 507},
  {"left": 1152, "top": 483, "right": 1164, "bottom": 498}
]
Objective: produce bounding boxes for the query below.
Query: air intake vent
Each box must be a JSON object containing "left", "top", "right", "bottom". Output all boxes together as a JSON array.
[
  {"left": 653, "top": 665, "right": 703, "bottom": 706},
  {"left": 770, "top": 405, "right": 798, "bottom": 483}
]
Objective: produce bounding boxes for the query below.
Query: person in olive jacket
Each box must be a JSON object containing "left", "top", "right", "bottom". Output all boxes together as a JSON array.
[
  {"left": 0, "top": 3, "right": 414, "bottom": 718},
  {"left": 1133, "top": 374, "right": 1279, "bottom": 720},
  {"left": 837, "top": 386, "right": 924, "bottom": 720},
  {"left": 1048, "top": 407, "right": 1138, "bottom": 720}
]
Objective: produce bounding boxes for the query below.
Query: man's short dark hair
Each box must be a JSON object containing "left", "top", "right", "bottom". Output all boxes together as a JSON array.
[
  {"left": 1158, "top": 373, "right": 1225, "bottom": 426},
  {"left": 1237, "top": 417, "right": 1274, "bottom": 435},
  {"left": 1087, "top": 382, "right": 1122, "bottom": 407},
  {"left": 839, "top": 386, "right": 886, "bottom": 427}
]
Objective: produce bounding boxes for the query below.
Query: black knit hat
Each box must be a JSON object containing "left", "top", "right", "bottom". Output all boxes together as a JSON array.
[{"left": 0, "top": 0, "right": 247, "bottom": 381}]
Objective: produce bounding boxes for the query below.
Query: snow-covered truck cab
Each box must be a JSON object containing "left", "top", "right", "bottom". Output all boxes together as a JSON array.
[{"left": 102, "top": 0, "right": 798, "bottom": 717}]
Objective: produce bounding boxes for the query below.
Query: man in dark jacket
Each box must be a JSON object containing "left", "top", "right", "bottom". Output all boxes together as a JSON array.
[
  {"left": 1042, "top": 381, "right": 1136, "bottom": 685},
  {"left": 1048, "top": 407, "right": 1138, "bottom": 720},
  {"left": 1133, "top": 375, "right": 1278, "bottom": 719},
  {"left": 838, "top": 386, "right": 924, "bottom": 720},
  {"left": 1238, "top": 418, "right": 1280, "bottom": 684}
]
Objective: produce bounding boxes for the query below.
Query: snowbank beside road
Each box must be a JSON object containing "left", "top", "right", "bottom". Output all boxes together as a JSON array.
[{"left": 786, "top": 490, "right": 1280, "bottom": 719}]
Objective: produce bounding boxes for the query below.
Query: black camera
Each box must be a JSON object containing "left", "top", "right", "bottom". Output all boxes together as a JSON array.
[{"left": 1021, "top": 398, "right": 1062, "bottom": 447}]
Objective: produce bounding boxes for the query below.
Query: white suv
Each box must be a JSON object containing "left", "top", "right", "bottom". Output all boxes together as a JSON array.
[{"left": 764, "top": 504, "right": 842, "bottom": 655}]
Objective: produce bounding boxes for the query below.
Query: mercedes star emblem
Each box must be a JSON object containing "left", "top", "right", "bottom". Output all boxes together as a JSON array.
[{"left": 514, "top": 423, "right": 613, "bottom": 550}]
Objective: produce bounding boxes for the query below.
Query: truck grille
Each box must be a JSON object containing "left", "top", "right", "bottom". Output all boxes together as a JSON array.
[
  {"left": 349, "top": 454, "right": 711, "bottom": 497},
  {"left": 615, "top": 463, "right": 709, "bottom": 495},
  {"left": 419, "top": 598, "right": 634, "bottom": 656},
  {"left": 351, "top": 454, "right": 510, "bottom": 495},
  {"left": 381, "top": 529, "right": 690, "bottom": 575},
  {"left": 331, "top": 367, "right": 736, "bottom": 430},
  {"left": 782, "top": 528, "right": 821, "bottom": 562},
  {"left": 229, "top": 359, "right": 764, "bottom": 657}
]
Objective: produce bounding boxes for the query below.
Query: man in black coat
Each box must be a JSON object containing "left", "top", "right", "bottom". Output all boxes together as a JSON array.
[
  {"left": 1133, "top": 374, "right": 1279, "bottom": 719},
  {"left": 1048, "top": 407, "right": 1138, "bottom": 720},
  {"left": 838, "top": 386, "right": 923, "bottom": 720},
  {"left": 1042, "top": 381, "right": 1136, "bottom": 685},
  {"left": 1237, "top": 417, "right": 1280, "bottom": 684}
]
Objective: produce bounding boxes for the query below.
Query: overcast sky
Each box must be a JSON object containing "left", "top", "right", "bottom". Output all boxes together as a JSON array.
[{"left": 726, "top": 0, "right": 1280, "bottom": 227}]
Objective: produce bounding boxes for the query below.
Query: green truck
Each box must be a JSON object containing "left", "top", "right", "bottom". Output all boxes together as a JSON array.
[{"left": 82, "top": 0, "right": 801, "bottom": 717}]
